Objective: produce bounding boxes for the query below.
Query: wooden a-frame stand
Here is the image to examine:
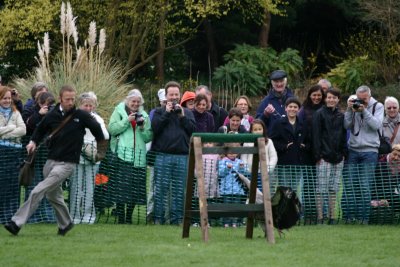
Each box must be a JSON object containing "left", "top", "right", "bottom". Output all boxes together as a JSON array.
[{"left": 182, "top": 133, "right": 275, "bottom": 244}]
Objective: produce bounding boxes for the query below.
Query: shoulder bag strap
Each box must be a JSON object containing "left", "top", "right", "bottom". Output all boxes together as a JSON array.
[
  {"left": 371, "top": 102, "right": 384, "bottom": 137},
  {"left": 47, "top": 112, "right": 75, "bottom": 139}
]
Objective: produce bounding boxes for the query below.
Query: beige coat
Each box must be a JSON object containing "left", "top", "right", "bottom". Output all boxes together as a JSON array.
[
  {"left": 241, "top": 138, "right": 278, "bottom": 174},
  {"left": 0, "top": 110, "right": 26, "bottom": 141}
]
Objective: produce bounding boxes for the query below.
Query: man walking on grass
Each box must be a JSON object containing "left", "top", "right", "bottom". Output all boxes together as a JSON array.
[{"left": 4, "top": 85, "right": 106, "bottom": 236}]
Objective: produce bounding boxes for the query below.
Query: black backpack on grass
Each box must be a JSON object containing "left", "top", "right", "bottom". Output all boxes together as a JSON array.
[{"left": 271, "top": 186, "right": 301, "bottom": 231}]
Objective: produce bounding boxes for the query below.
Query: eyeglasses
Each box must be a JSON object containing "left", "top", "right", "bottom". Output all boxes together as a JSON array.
[{"left": 387, "top": 107, "right": 398, "bottom": 110}]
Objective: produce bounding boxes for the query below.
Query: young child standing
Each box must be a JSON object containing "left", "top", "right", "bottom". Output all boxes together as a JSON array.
[
  {"left": 202, "top": 142, "right": 220, "bottom": 198},
  {"left": 218, "top": 143, "right": 249, "bottom": 227},
  {"left": 241, "top": 119, "right": 278, "bottom": 192}
]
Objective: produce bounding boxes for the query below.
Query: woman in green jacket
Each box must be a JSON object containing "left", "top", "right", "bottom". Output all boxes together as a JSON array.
[{"left": 108, "top": 89, "right": 153, "bottom": 224}]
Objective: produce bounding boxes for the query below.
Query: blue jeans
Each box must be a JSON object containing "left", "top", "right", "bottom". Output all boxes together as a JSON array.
[
  {"left": 153, "top": 153, "right": 188, "bottom": 225},
  {"left": 342, "top": 150, "right": 378, "bottom": 222}
]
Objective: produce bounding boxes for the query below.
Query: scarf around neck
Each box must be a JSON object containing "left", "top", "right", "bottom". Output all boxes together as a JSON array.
[
  {"left": 271, "top": 88, "right": 287, "bottom": 99},
  {"left": 0, "top": 106, "right": 12, "bottom": 122},
  {"left": 386, "top": 113, "right": 400, "bottom": 131}
]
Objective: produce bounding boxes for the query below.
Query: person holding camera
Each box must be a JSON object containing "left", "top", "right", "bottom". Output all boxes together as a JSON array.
[
  {"left": 343, "top": 85, "right": 384, "bottom": 224},
  {"left": 22, "top": 82, "right": 49, "bottom": 123},
  {"left": 150, "top": 81, "right": 196, "bottom": 225},
  {"left": 108, "top": 89, "right": 153, "bottom": 224},
  {"left": 23, "top": 91, "right": 57, "bottom": 224},
  {"left": 25, "top": 92, "right": 56, "bottom": 136}
]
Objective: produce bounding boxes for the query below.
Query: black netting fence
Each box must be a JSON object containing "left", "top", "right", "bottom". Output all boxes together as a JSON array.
[{"left": 1, "top": 139, "right": 399, "bottom": 226}]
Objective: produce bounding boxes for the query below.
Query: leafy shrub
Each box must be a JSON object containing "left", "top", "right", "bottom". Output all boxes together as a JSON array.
[
  {"left": 327, "top": 55, "right": 377, "bottom": 94},
  {"left": 213, "top": 44, "right": 303, "bottom": 97}
]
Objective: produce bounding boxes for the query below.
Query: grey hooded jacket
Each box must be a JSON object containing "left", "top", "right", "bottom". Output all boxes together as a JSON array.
[{"left": 344, "top": 97, "right": 384, "bottom": 153}]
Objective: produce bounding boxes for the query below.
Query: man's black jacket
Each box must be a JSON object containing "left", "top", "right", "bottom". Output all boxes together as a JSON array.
[{"left": 31, "top": 104, "right": 104, "bottom": 163}]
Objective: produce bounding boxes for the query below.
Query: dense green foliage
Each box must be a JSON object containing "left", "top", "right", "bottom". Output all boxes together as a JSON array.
[
  {"left": 213, "top": 44, "right": 303, "bottom": 97},
  {"left": 327, "top": 55, "right": 377, "bottom": 94}
]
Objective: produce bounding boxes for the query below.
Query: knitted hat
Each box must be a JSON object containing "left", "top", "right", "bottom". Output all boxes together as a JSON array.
[
  {"left": 157, "top": 88, "right": 166, "bottom": 101},
  {"left": 180, "top": 91, "right": 195, "bottom": 106}
]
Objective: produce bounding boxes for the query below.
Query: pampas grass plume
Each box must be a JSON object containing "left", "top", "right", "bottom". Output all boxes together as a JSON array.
[
  {"left": 43, "top": 32, "right": 50, "bottom": 57},
  {"left": 99, "top": 29, "right": 106, "bottom": 54},
  {"left": 60, "top": 2, "right": 66, "bottom": 35},
  {"left": 88, "top": 21, "right": 97, "bottom": 48}
]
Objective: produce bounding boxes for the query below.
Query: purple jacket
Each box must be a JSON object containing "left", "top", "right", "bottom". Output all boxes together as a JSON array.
[{"left": 193, "top": 109, "right": 215, "bottom": 133}]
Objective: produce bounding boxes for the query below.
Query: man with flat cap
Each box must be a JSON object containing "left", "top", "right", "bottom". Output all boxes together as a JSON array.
[{"left": 256, "top": 70, "right": 294, "bottom": 132}]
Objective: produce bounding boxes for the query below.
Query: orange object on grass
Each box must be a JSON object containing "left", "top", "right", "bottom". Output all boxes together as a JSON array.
[{"left": 95, "top": 173, "right": 109, "bottom": 185}]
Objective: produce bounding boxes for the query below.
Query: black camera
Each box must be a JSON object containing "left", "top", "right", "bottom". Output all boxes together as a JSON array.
[
  {"left": 135, "top": 112, "right": 144, "bottom": 126},
  {"left": 171, "top": 100, "right": 182, "bottom": 114},
  {"left": 48, "top": 104, "right": 55, "bottom": 111},
  {"left": 11, "top": 90, "right": 16, "bottom": 96},
  {"left": 351, "top": 98, "right": 365, "bottom": 109}
]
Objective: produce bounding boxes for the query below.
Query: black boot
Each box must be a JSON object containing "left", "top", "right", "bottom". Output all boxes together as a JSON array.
[
  {"left": 126, "top": 203, "right": 135, "bottom": 224},
  {"left": 116, "top": 203, "right": 126, "bottom": 224}
]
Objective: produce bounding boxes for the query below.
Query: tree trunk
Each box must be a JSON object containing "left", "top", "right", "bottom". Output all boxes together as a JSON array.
[
  {"left": 105, "top": 0, "right": 121, "bottom": 56},
  {"left": 156, "top": 10, "right": 166, "bottom": 85},
  {"left": 258, "top": 9, "right": 271, "bottom": 48},
  {"left": 204, "top": 19, "right": 218, "bottom": 71}
]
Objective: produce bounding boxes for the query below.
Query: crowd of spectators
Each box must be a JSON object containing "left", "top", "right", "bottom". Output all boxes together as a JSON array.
[{"left": 1, "top": 71, "right": 400, "bottom": 233}]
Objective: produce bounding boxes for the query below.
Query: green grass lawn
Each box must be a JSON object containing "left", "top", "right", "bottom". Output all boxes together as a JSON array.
[{"left": 0, "top": 224, "right": 399, "bottom": 267}]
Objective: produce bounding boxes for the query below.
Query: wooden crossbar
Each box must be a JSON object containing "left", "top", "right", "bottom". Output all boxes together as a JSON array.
[
  {"left": 191, "top": 133, "right": 263, "bottom": 143},
  {"left": 187, "top": 203, "right": 264, "bottom": 218}
]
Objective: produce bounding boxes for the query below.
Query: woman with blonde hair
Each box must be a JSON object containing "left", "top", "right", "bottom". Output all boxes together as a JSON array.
[{"left": 0, "top": 86, "right": 26, "bottom": 223}]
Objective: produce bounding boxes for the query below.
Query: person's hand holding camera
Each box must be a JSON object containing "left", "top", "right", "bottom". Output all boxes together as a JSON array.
[
  {"left": 167, "top": 100, "right": 184, "bottom": 116},
  {"left": 128, "top": 112, "right": 145, "bottom": 128},
  {"left": 349, "top": 98, "right": 365, "bottom": 112},
  {"left": 348, "top": 98, "right": 365, "bottom": 112},
  {"left": 174, "top": 103, "right": 184, "bottom": 117},
  {"left": 11, "top": 88, "right": 20, "bottom": 101},
  {"left": 166, "top": 101, "right": 174, "bottom": 113},
  {"left": 135, "top": 113, "right": 145, "bottom": 127},
  {"left": 39, "top": 105, "right": 50, "bottom": 115},
  {"left": 128, "top": 112, "right": 136, "bottom": 122},
  {"left": 353, "top": 103, "right": 365, "bottom": 112}
]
